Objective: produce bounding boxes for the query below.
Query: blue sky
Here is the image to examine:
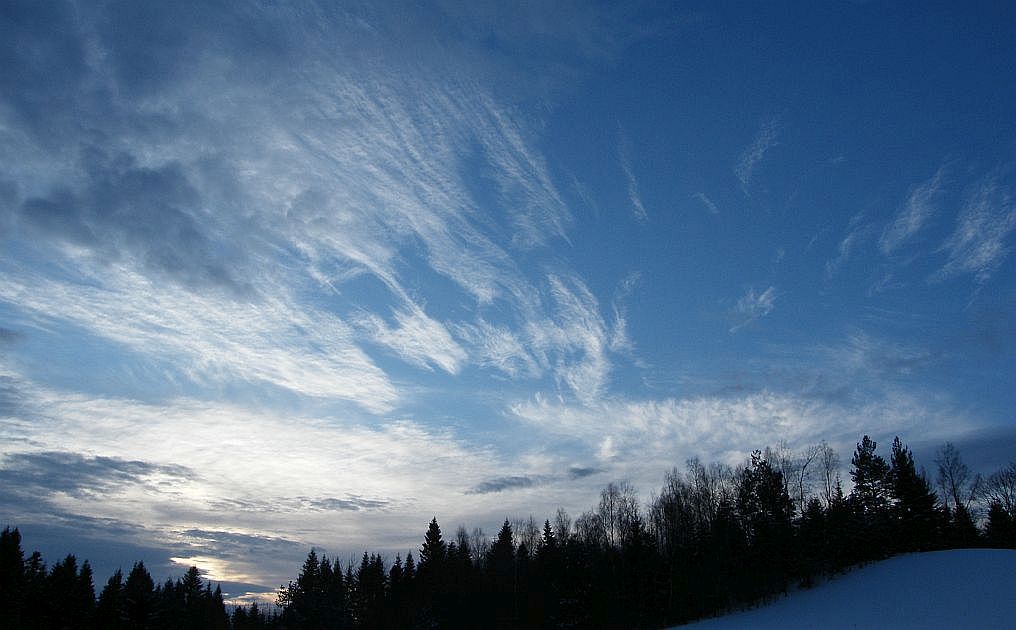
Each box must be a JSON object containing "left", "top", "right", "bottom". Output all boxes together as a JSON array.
[{"left": 2, "top": 0, "right": 1015, "bottom": 602}]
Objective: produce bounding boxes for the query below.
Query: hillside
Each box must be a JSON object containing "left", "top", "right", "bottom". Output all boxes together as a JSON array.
[{"left": 679, "top": 549, "right": 1016, "bottom": 629}]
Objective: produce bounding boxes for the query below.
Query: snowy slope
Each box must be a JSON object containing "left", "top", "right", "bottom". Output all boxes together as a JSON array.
[{"left": 677, "top": 549, "right": 1016, "bottom": 629}]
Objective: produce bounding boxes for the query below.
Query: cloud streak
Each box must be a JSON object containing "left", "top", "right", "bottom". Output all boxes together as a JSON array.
[
  {"left": 880, "top": 167, "right": 946, "bottom": 255},
  {"left": 735, "top": 119, "right": 779, "bottom": 191},
  {"left": 730, "top": 286, "right": 777, "bottom": 333},
  {"left": 933, "top": 173, "right": 1016, "bottom": 285},
  {"left": 693, "top": 192, "right": 719, "bottom": 215},
  {"left": 618, "top": 131, "right": 648, "bottom": 221}
]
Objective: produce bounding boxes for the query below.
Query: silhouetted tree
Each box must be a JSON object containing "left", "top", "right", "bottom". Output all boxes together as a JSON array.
[
  {"left": 96, "top": 569, "right": 127, "bottom": 629},
  {"left": 487, "top": 519, "right": 516, "bottom": 625},
  {"left": 985, "top": 462, "right": 1016, "bottom": 520},
  {"left": 935, "top": 442, "right": 982, "bottom": 513},
  {"left": 0, "top": 527, "right": 26, "bottom": 627},
  {"left": 736, "top": 450, "right": 794, "bottom": 598},
  {"left": 985, "top": 501, "right": 1016, "bottom": 548},
  {"left": 888, "top": 436, "right": 942, "bottom": 551},
  {"left": 849, "top": 435, "right": 892, "bottom": 559},
  {"left": 124, "top": 561, "right": 157, "bottom": 629}
]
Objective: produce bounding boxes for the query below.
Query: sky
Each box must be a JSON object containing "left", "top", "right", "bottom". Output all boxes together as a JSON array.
[{"left": 2, "top": 0, "right": 1016, "bottom": 603}]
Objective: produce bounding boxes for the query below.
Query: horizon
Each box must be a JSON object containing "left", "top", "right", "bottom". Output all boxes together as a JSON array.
[{"left": 2, "top": 0, "right": 1015, "bottom": 602}]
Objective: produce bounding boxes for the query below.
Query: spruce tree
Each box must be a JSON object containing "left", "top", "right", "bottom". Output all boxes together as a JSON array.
[
  {"left": 96, "top": 569, "right": 127, "bottom": 629},
  {"left": 124, "top": 561, "right": 156, "bottom": 629},
  {"left": 889, "top": 436, "right": 941, "bottom": 551},
  {"left": 0, "top": 527, "right": 26, "bottom": 627},
  {"left": 985, "top": 501, "right": 1016, "bottom": 548},
  {"left": 850, "top": 436, "right": 891, "bottom": 517},
  {"left": 419, "top": 517, "right": 447, "bottom": 570},
  {"left": 849, "top": 435, "right": 892, "bottom": 559}
]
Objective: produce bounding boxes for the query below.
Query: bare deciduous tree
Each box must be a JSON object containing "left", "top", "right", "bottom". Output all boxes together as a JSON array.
[
  {"left": 985, "top": 462, "right": 1016, "bottom": 518},
  {"left": 934, "top": 442, "right": 982, "bottom": 511},
  {"left": 819, "top": 441, "right": 841, "bottom": 507},
  {"left": 792, "top": 443, "right": 823, "bottom": 513},
  {"left": 598, "top": 480, "right": 639, "bottom": 548},
  {"left": 553, "top": 508, "right": 572, "bottom": 542},
  {"left": 469, "top": 527, "right": 488, "bottom": 568}
]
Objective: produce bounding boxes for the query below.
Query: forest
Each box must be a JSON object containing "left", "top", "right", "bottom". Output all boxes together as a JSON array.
[{"left": 2, "top": 435, "right": 1015, "bottom": 629}]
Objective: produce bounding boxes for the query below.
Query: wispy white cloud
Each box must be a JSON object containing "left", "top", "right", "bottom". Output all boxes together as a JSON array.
[
  {"left": 0, "top": 381, "right": 515, "bottom": 580},
  {"left": 693, "top": 191, "right": 719, "bottom": 214},
  {"left": 532, "top": 274, "right": 611, "bottom": 404},
  {"left": 833, "top": 331, "right": 942, "bottom": 377},
  {"left": 510, "top": 387, "right": 965, "bottom": 483},
  {"left": 453, "top": 320, "right": 541, "bottom": 379},
  {"left": 825, "top": 213, "right": 872, "bottom": 281},
  {"left": 0, "top": 265, "right": 399, "bottom": 413},
  {"left": 0, "top": 2, "right": 618, "bottom": 411},
  {"left": 618, "top": 130, "right": 648, "bottom": 221},
  {"left": 735, "top": 119, "right": 779, "bottom": 191},
  {"left": 357, "top": 304, "right": 467, "bottom": 374},
  {"left": 609, "top": 271, "right": 641, "bottom": 354},
  {"left": 933, "top": 173, "right": 1016, "bottom": 285},
  {"left": 880, "top": 167, "right": 946, "bottom": 255},
  {"left": 730, "top": 285, "right": 777, "bottom": 333},
  {"left": 825, "top": 228, "right": 861, "bottom": 280}
]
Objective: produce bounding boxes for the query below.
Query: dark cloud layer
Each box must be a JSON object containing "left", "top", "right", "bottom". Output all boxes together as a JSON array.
[
  {"left": 0, "top": 450, "right": 196, "bottom": 500},
  {"left": 467, "top": 466, "right": 604, "bottom": 494},
  {"left": 16, "top": 151, "right": 253, "bottom": 297},
  {"left": 467, "top": 475, "right": 541, "bottom": 494},
  {"left": 1, "top": 1, "right": 263, "bottom": 298},
  {"left": 209, "top": 494, "right": 392, "bottom": 515}
]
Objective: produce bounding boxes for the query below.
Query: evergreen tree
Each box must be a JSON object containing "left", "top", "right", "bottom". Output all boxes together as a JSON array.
[
  {"left": 278, "top": 549, "right": 327, "bottom": 628},
  {"left": 209, "top": 584, "right": 228, "bottom": 629},
  {"left": 319, "top": 555, "right": 349, "bottom": 628},
  {"left": 888, "top": 436, "right": 942, "bottom": 552},
  {"left": 985, "top": 501, "right": 1016, "bottom": 548},
  {"left": 46, "top": 555, "right": 84, "bottom": 628},
  {"left": 736, "top": 451, "right": 794, "bottom": 598},
  {"left": 487, "top": 519, "right": 517, "bottom": 625},
  {"left": 77, "top": 560, "right": 96, "bottom": 625},
  {"left": 537, "top": 519, "right": 557, "bottom": 558},
  {"left": 0, "top": 527, "right": 26, "bottom": 627},
  {"left": 23, "top": 551, "right": 48, "bottom": 627},
  {"left": 850, "top": 435, "right": 891, "bottom": 516},
  {"left": 419, "top": 517, "right": 447, "bottom": 571},
  {"left": 403, "top": 552, "right": 416, "bottom": 581},
  {"left": 124, "top": 561, "right": 156, "bottom": 629},
  {"left": 96, "top": 569, "right": 127, "bottom": 629},
  {"left": 849, "top": 435, "right": 892, "bottom": 559}
]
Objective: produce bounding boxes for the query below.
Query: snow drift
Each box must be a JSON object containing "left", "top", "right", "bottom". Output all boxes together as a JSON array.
[{"left": 679, "top": 549, "right": 1016, "bottom": 629}]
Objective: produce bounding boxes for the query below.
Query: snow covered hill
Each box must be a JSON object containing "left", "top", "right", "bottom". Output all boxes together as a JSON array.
[{"left": 677, "top": 549, "right": 1016, "bottom": 629}]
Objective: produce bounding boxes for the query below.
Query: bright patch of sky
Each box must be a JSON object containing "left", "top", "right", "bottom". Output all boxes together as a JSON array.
[{"left": 2, "top": 0, "right": 1016, "bottom": 599}]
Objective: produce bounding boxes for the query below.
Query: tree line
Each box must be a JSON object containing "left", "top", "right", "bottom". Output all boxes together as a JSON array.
[
  {"left": 0, "top": 532, "right": 229, "bottom": 629},
  {"left": 2, "top": 434, "right": 1015, "bottom": 628}
]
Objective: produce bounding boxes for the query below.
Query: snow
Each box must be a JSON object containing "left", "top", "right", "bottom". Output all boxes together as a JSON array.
[{"left": 676, "top": 549, "right": 1016, "bottom": 629}]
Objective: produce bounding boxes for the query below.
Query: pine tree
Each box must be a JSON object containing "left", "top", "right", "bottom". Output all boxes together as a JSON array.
[
  {"left": 850, "top": 435, "right": 891, "bottom": 516},
  {"left": 279, "top": 549, "right": 326, "bottom": 627},
  {"left": 849, "top": 435, "right": 892, "bottom": 559},
  {"left": 537, "top": 519, "right": 557, "bottom": 557},
  {"left": 487, "top": 519, "right": 517, "bottom": 624},
  {"left": 47, "top": 555, "right": 84, "bottom": 628},
  {"left": 23, "top": 551, "right": 47, "bottom": 627},
  {"left": 889, "top": 436, "right": 941, "bottom": 552},
  {"left": 419, "top": 517, "right": 447, "bottom": 570},
  {"left": 404, "top": 551, "right": 416, "bottom": 580},
  {"left": 96, "top": 569, "right": 127, "bottom": 629},
  {"left": 985, "top": 501, "right": 1016, "bottom": 548},
  {"left": 948, "top": 502, "right": 982, "bottom": 548},
  {"left": 77, "top": 560, "right": 96, "bottom": 628},
  {"left": 0, "top": 527, "right": 26, "bottom": 627},
  {"left": 124, "top": 561, "right": 156, "bottom": 629}
]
